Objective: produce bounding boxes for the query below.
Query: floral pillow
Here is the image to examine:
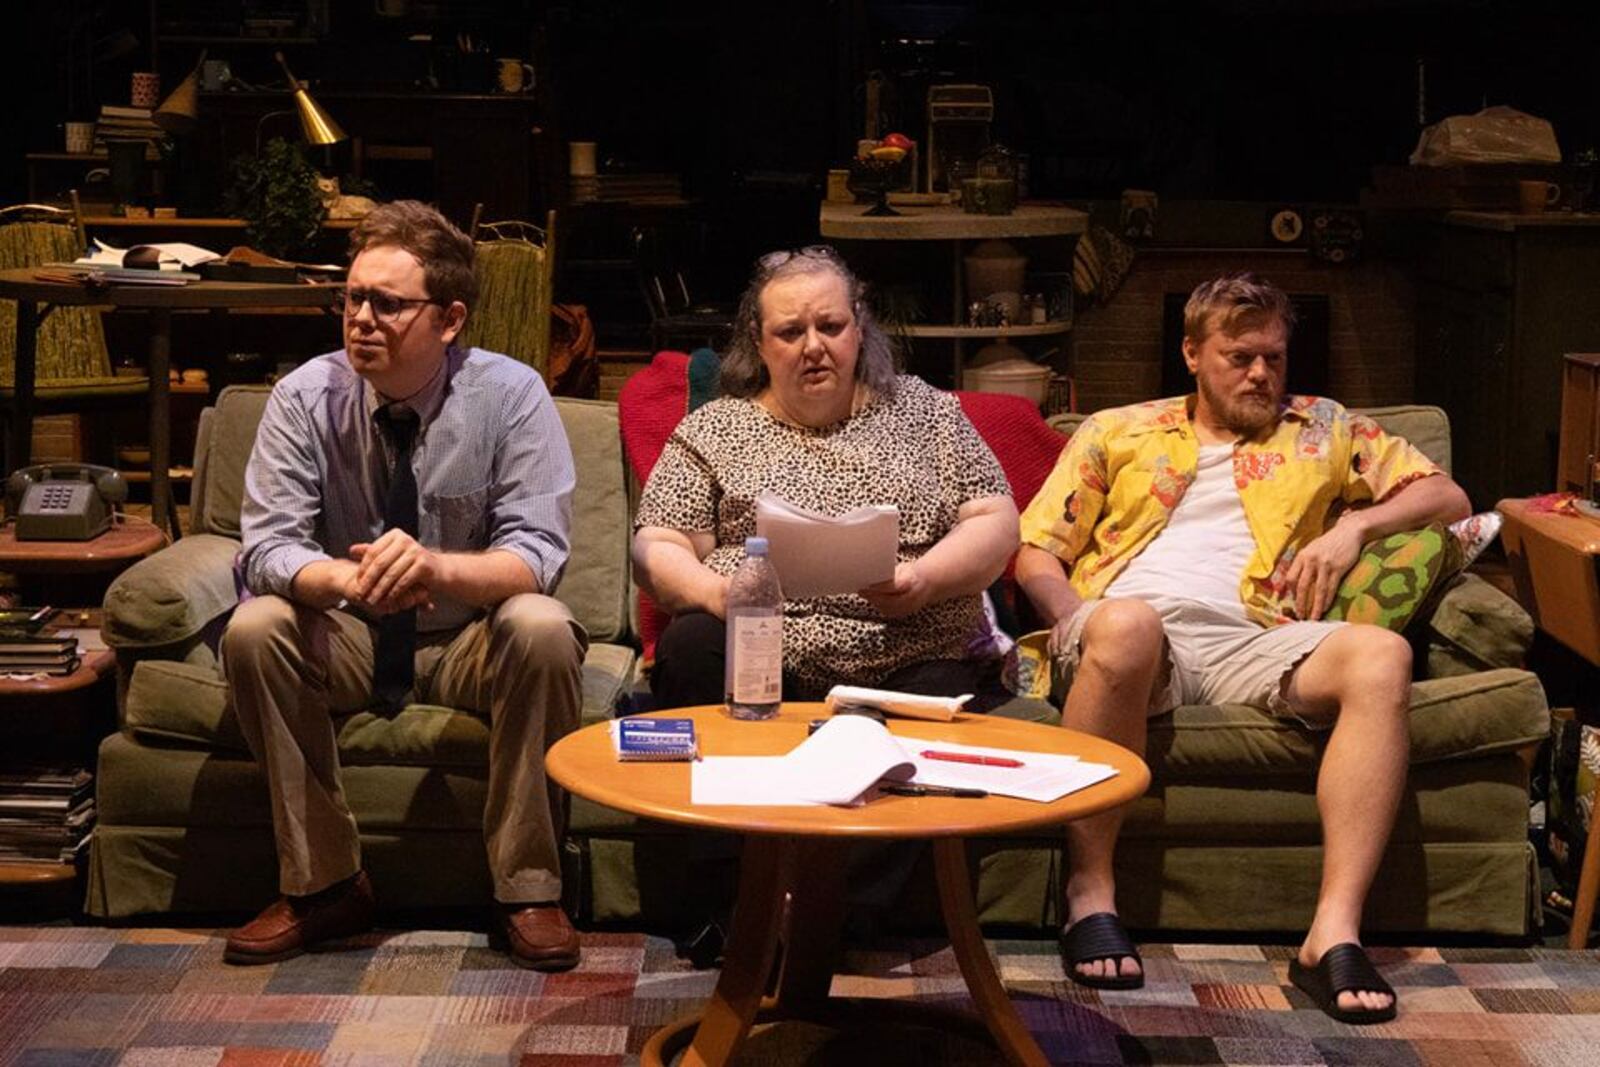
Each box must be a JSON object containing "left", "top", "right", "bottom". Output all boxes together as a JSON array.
[{"left": 1324, "top": 522, "right": 1466, "bottom": 633}]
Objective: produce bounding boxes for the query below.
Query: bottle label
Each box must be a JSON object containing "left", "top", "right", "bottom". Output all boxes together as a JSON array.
[{"left": 730, "top": 613, "right": 782, "bottom": 704}]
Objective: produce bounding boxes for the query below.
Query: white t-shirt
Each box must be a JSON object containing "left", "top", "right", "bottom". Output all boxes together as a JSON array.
[{"left": 1105, "top": 443, "right": 1254, "bottom": 618}]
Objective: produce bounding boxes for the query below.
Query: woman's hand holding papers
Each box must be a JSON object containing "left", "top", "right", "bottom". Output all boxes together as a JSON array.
[{"left": 859, "top": 561, "right": 932, "bottom": 618}]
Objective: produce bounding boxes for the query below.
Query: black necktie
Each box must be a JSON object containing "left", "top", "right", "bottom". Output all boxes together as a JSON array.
[{"left": 372, "top": 406, "right": 419, "bottom": 711}]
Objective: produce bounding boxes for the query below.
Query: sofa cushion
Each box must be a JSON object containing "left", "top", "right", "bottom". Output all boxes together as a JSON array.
[
  {"left": 1426, "top": 572, "right": 1535, "bottom": 675},
  {"left": 123, "top": 641, "right": 636, "bottom": 757},
  {"left": 102, "top": 534, "right": 243, "bottom": 650},
  {"left": 197, "top": 385, "right": 272, "bottom": 539},
  {"left": 1149, "top": 667, "right": 1547, "bottom": 777},
  {"left": 1326, "top": 522, "right": 1464, "bottom": 632},
  {"left": 554, "top": 398, "right": 631, "bottom": 644},
  {"left": 1047, "top": 403, "right": 1453, "bottom": 474}
]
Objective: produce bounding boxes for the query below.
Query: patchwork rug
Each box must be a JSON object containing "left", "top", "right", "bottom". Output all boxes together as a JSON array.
[{"left": 3, "top": 926, "right": 1600, "bottom": 1065}]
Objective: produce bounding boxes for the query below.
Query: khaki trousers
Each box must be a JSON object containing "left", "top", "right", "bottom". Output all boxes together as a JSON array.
[{"left": 221, "top": 592, "right": 587, "bottom": 903}]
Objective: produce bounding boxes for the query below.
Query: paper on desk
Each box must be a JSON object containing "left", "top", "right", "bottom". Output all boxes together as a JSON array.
[
  {"left": 826, "top": 685, "right": 970, "bottom": 722},
  {"left": 754, "top": 492, "right": 898, "bottom": 598},
  {"left": 79, "top": 239, "right": 221, "bottom": 270},
  {"left": 690, "top": 715, "right": 915, "bottom": 806},
  {"left": 898, "top": 738, "right": 1119, "bottom": 803}
]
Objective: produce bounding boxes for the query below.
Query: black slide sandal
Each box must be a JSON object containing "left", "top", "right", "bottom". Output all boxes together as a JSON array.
[
  {"left": 1059, "top": 912, "right": 1144, "bottom": 990},
  {"left": 1288, "top": 942, "right": 1398, "bottom": 1024}
]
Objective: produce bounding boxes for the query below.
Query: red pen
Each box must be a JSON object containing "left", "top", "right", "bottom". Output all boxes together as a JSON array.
[{"left": 921, "top": 749, "right": 1024, "bottom": 768}]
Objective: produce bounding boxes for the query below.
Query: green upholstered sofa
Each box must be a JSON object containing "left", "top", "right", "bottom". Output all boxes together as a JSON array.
[{"left": 88, "top": 392, "right": 1550, "bottom": 938}]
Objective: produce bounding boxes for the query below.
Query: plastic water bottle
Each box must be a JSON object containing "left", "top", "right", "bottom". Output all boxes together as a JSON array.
[{"left": 725, "top": 536, "right": 783, "bottom": 720}]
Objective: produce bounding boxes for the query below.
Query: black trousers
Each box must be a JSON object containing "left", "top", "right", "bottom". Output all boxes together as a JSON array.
[{"left": 650, "top": 610, "right": 987, "bottom": 710}]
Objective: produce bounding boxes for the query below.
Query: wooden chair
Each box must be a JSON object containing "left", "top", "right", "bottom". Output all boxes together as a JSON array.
[
  {"left": 0, "top": 192, "right": 150, "bottom": 468},
  {"left": 461, "top": 207, "right": 556, "bottom": 381}
]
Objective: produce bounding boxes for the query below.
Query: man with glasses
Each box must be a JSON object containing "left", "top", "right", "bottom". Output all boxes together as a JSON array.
[{"left": 221, "top": 200, "right": 586, "bottom": 971}]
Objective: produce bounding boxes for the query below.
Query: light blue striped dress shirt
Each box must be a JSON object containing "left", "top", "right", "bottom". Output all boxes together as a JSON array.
[{"left": 239, "top": 345, "right": 575, "bottom": 633}]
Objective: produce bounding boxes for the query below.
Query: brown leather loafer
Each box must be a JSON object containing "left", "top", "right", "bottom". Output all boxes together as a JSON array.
[
  {"left": 224, "top": 870, "right": 376, "bottom": 965},
  {"left": 498, "top": 902, "right": 581, "bottom": 972}
]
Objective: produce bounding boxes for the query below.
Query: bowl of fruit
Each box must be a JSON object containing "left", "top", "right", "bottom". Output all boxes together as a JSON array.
[{"left": 846, "top": 134, "right": 914, "bottom": 216}]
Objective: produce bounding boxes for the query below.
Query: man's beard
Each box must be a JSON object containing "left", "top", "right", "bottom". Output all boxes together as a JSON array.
[{"left": 1198, "top": 375, "right": 1280, "bottom": 437}]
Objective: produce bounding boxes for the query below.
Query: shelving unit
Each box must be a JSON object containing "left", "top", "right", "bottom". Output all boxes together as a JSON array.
[{"left": 820, "top": 202, "right": 1087, "bottom": 386}]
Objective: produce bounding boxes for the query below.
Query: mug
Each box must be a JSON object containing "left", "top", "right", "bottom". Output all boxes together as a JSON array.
[
  {"left": 131, "top": 71, "right": 160, "bottom": 108},
  {"left": 64, "top": 122, "right": 94, "bottom": 155},
  {"left": 1519, "top": 179, "right": 1560, "bottom": 214},
  {"left": 496, "top": 58, "right": 534, "bottom": 93}
]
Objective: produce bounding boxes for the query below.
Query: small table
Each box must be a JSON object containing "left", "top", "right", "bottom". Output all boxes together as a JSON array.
[
  {"left": 1498, "top": 497, "right": 1600, "bottom": 949},
  {"left": 0, "top": 608, "right": 115, "bottom": 891},
  {"left": 0, "top": 518, "right": 168, "bottom": 605},
  {"left": 546, "top": 704, "right": 1149, "bottom": 1067},
  {"left": 1498, "top": 497, "right": 1600, "bottom": 667},
  {"left": 0, "top": 269, "right": 340, "bottom": 538}
]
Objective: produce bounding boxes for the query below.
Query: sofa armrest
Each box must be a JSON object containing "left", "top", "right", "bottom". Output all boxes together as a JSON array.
[
  {"left": 102, "top": 533, "right": 243, "bottom": 651},
  {"left": 1424, "top": 572, "right": 1534, "bottom": 676}
]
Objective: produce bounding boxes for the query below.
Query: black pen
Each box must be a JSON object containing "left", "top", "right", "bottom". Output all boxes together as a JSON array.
[{"left": 880, "top": 782, "right": 988, "bottom": 799}]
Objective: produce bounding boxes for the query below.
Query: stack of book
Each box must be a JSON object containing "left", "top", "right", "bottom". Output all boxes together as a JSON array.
[
  {"left": 94, "top": 105, "right": 163, "bottom": 159},
  {"left": 0, "top": 767, "right": 94, "bottom": 864},
  {"left": 0, "top": 632, "right": 80, "bottom": 676}
]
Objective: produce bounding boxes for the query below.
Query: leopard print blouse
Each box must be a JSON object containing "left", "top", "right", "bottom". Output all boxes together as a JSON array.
[{"left": 635, "top": 375, "right": 1011, "bottom": 691}]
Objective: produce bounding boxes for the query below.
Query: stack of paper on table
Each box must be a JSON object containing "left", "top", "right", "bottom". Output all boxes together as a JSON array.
[
  {"left": 690, "top": 714, "right": 1117, "bottom": 806},
  {"left": 754, "top": 492, "right": 898, "bottom": 598}
]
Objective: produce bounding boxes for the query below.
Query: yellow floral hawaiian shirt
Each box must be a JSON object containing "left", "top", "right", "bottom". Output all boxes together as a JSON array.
[{"left": 1019, "top": 395, "right": 1443, "bottom": 626}]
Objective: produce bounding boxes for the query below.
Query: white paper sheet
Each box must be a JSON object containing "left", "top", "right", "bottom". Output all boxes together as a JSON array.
[
  {"left": 688, "top": 716, "right": 1117, "bottom": 806},
  {"left": 754, "top": 492, "right": 898, "bottom": 598},
  {"left": 78, "top": 239, "right": 221, "bottom": 270}
]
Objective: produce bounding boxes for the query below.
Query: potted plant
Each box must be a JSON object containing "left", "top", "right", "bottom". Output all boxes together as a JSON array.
[{"left": 223, "top": 137, "right": 328, "bottom": 259}]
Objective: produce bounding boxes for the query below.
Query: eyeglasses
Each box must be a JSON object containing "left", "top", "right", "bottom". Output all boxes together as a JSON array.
[
  {"left": 333, "top": 287, "right": 443, "bottom": 323},
  {"left": 757, "top": 245, "right": 842, "bottom": 270}
]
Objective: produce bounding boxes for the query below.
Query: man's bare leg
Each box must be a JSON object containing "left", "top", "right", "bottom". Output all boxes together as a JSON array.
[
  {"left": 1060, "top": 598, "right": 1166, "bottom": 983},
  {"left": 1282, "top": 623, "right": 1412, "bottom": 1016}
]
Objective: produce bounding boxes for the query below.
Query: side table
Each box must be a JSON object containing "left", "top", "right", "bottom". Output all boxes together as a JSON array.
[
  {"left": 547, "top": 704, "right": 1148, "bottom": 1067},
  {"left": 1498, "top": 496, "right": 1600, "bottom": 949},
  {"left": 0, "top": 517, "right": 168, "bottom": 606},
  {"left": 0, "top": 609, "right": 116, "bottom": 897}
]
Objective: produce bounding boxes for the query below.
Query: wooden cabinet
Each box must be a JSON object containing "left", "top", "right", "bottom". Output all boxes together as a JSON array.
[{"left": 1411, "top": 213, "right": 1600, "bottom": 508}]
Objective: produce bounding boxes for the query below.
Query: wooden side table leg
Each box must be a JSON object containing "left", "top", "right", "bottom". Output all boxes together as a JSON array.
[
  {"left": 772, "top": 837, "right": 848, "bottom": 1012},
  {"left": 1570, "top": 803, "right": 1600, "bottom": 949},
  {"left": 933, "top": 838, "right": 1048, "bottom": 1067},
  {"left": 673, "top": 834, "right": 794, "bottom": 1067}
]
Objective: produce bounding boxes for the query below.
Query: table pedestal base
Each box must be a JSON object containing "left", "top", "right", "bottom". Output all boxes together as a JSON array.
[{"left": 640, "top": 834, "right": 1049, "bottom": 1067}]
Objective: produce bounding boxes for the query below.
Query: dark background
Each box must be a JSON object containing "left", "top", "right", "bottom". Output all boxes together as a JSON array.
[{"left": 13, "top": 1, "right": 1600, "bottom": 198}]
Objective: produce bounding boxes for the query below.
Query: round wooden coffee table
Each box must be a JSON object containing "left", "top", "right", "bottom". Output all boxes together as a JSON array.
[{"left": 546, "top": 703, "right": 1149, "bottom": 1067}]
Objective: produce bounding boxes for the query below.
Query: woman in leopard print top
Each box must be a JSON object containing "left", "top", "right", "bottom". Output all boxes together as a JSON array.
[{"left": 633, "top": 246, "right": 1019, "bottom": 705}]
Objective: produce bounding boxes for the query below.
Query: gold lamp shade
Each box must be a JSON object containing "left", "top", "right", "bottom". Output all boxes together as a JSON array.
[
  {"left": 153, "top": 51, "right": 205, "bottom": 136},
  {"left": 275, "top": 51, "right": 347, "bottom": 146}
]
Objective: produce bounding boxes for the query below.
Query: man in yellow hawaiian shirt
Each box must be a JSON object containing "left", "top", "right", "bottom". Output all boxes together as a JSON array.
[{"left": 1016, "top": 273, "right": 1470, "bottom": 1024}]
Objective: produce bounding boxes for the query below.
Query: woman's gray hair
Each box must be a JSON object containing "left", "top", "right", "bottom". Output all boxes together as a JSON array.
[{"left": 720, "top": 245, "right": 899, "bottom": 399}]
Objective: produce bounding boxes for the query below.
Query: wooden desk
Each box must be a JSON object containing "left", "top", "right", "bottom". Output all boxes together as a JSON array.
[
  {"left": 547, "top": 703, "right": 1148, "bottom": 1067},
  {"left": 0, "top": 269, "right": 339, "bottom": 537}
]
